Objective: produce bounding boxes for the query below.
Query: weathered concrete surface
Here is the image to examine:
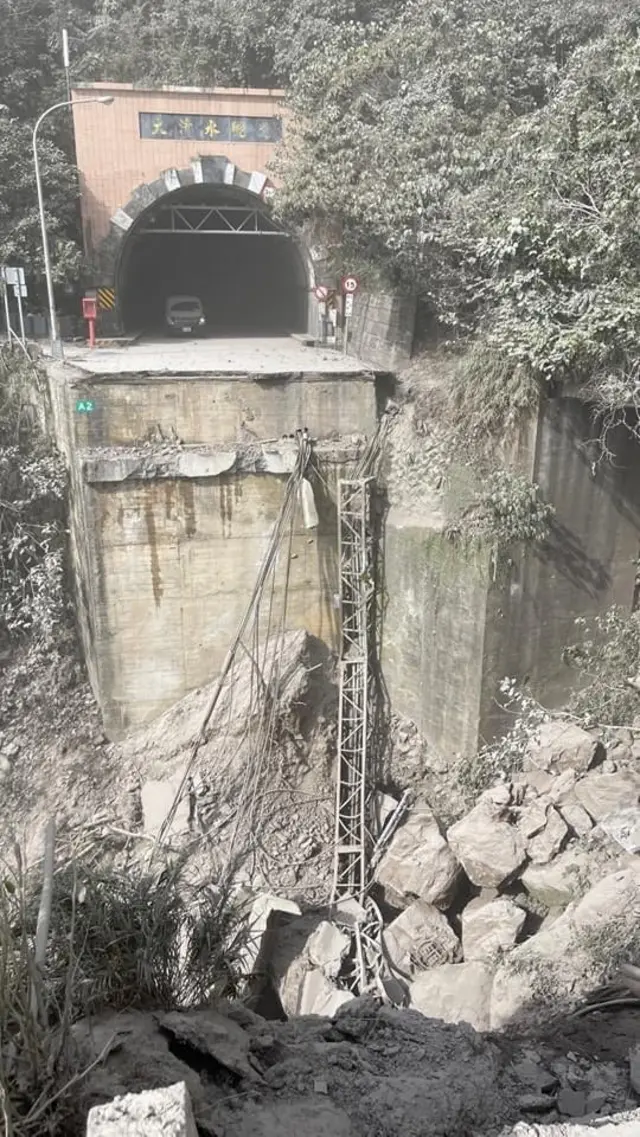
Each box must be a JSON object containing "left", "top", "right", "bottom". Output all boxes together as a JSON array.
[
  {"left": 52, "top": 362, "right": 376, "bottom": 449},
  {"left": 350, "top": 290, "right": 416, "bottom": 371},
  {"left": 86, "top": 1081, "right": 197, "bottom": 1136},
  {"left": 383, "top": 394, "right": 640, "bottom": 759},
  {"left": 47, "top": 359, "right": 376, "bottom": 735}
]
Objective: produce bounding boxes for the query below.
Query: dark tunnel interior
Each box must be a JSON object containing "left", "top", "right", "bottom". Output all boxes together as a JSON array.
[{"left": 117, "top": 185, "right": 309, "bottom": 336}]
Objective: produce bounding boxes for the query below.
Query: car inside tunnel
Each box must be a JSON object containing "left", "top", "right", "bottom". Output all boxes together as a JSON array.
[{"left": 117, "top": 184, "right": 310, "bottom": 336}]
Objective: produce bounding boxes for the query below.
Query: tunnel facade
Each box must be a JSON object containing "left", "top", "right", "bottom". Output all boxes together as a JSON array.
[{"left": 118, "top": 182, "right": 310, "bottom": 336}]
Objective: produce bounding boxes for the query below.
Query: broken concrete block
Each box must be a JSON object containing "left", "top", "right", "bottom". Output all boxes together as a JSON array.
[
  {"left": 410, "top": 960, "right": 494, "bottom": 1032},
  {"left": 86, "top": 1081, "right": 198, "bottom": 1137},
  {"left": 299, "top": 969, "right": 353, "bottom": 1016},
  {"left": 575, "top": 772, "right": 640, "bottom": 823},
  {"left": 238, "top": 893, "right": 302, "bottom": 979},
  {"left": 307, "top": 921, "right": 351, "bottom": 979},
  {"left": 384, "top": 899, "right": 461, "bottom": 975},
  {"left": 527, "top": 807, "right": 569, "bottom": 865},
  {"left": 141, "top": 770, "right": 190, "bottom": 841},
  {"left": 376, "top": 805, "right": 461, "bottom": 909},
  {"left": 557, "top": 1087, "right": 588, "bottom": 1117},
  {"left": 525, "top": 722, "right": 601, "bottom": 774},
  {"left": 600, "top": 806, "right": 640, "bottom": 854},
  {"left": 158, "top": 1010, "right": 262, "bottom": 1082},
  {"left": 461, "top": 897, "right": 526, "bottom": 962},
  {"left": 447, "top": 793, "right": 526, "bottom": 888}
]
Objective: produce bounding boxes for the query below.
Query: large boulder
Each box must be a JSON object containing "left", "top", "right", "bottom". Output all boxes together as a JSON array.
[
  {"left": 384, "top": 900, "right": 461, "bottom": 976},
  {"left": 376, "top": 805, "right": 461, "bottom": 909},
  {"left": 526, "top": 806, "right": 569, "bottom": 865},
  {"left": 410, "top": 961, "right": 494, "bottom": 1032},
  {"left": 491, "top": 866, "right": 640, "bottom": 1029},
  {"left": 461, "top": 898, "right": 526, "bottom": 962},
  {"left": 307, "top": 921, "right": 351, "bottom": 980},
  {"left": 447, "top": 789, "right": 526, "bottom": 888},
  {"left": 520, "top": 847, "right": 595, "bottom": 908},
  {"left": 525, "top": 722, "right": 601, "bottom": 775},
  {"left": 575, "top": 771, "right": 640, "bottom": 823}
]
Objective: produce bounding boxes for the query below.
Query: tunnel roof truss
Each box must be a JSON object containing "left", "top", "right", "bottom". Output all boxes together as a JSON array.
[{"left": 139, "top": 204, "right": 288, "bottom": 236}]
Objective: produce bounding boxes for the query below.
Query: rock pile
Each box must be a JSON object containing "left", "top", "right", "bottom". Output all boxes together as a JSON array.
[
  {"left": 74, "top": 997, "right": 640, "bottom": 1136},
  {"left": 369, "top": 720, "right": 640, "bottom": 1034}
]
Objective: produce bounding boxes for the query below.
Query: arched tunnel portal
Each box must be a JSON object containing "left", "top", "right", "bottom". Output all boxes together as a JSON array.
[{"left": 115, "top": 181, "right": 311, "bottom": 337}]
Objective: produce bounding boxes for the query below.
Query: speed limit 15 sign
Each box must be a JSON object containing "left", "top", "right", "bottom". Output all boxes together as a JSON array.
[{"left": 341, "top": 275, "right": 360, "bottom": 296}]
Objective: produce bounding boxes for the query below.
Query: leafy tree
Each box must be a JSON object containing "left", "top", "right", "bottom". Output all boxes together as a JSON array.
[{"left": 0, "top": 116, "right": 80, "bottom": 290}]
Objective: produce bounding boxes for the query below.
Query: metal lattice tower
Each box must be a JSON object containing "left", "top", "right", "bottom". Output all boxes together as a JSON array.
[{"left": 332, "top": 478, "right": 374, "bottom": 902}]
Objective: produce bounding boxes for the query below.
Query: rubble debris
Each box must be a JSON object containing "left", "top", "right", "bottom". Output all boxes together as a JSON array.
[
  {"left": 462, "top": 897, "right": 526, "bottom": 962},
  {"left": 86, "top": 1081, "right": 198, "bottom": 1137},
  {"left": 525, "top": 722, "right": 601, "bottom": 775},
  {"left": 299, "top": 969, "right": 354, "bottom": 1016},
  {"left": 76, "top": 997, "right": 515, "bottom": 1136},
  {"left": 158, "top": 1010, "right": 264, "bottom": 1082},
  {"left": 575, "top": 772, "right": 640, "bottom": 823},
  {"left": 526, "top": 807, "right": 569, "bottom": 865},
  {"left": 140, "top": 769, "right": 190, "bottom": 841},
  {"left": 409, "top": 960, "right": 494, "bottom": 1031},
  {"left": 506, "top": 1107, "right": 640, "bottom": 1137},
  {"left": 375, "top": 803, "right": 461, "bottom": 909},
  {"left": 557, "top": 801, "right": 593, "bottom": 838},
  {"left": 447, "top": 788, "right": 526, "bottom": 888},
  {"left": 520, "top": 848, "right": 594, "bottom": 908},
  {"left": 491, "top": 867, "right": 640, "bottom": 1029},
  {"left": 384, "top": 899, "right": 461, "bottom": 975},
  {"left": 600, "top": 807, "right": 640, "bottom": 855},
  {"left": 307, "top": 921, "right": 351, "bottom": 979}
]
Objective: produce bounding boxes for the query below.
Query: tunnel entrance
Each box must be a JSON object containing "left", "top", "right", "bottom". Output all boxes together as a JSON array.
[{"left": 117, "top": 184, "right": 310, "bottom": 336}]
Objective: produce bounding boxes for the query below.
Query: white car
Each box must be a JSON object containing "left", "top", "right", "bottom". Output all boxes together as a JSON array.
[{"left": 164, "top": 295, "right": 206, "bottom": 335}]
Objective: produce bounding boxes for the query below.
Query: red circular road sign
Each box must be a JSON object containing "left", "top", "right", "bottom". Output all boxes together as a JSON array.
[
  {"left": 314, "top": 285, "right": 330, "bottom": 301},
  {"left": 341, "top": 275, "right": 359, "bottom": 295}
]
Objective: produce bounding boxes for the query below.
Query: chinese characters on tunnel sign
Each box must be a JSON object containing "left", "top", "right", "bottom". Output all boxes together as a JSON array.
[{"left": 139, "top": 113, "right": 283, "bottom": 143}]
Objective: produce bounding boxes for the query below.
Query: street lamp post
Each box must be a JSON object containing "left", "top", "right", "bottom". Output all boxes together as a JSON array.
[{"left": 33, "top": 95, "right": 114, "bottom": 360}]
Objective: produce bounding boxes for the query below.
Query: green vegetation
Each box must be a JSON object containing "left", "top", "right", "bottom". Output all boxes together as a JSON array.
[
  {"left": 0, "top": 350, "right": 68, "bottom": 649},
  {"left": 564, "top": 606, "right": 640, "bottom": 727},
  {"left": 0, "top": 848, "right": 246, "bottom": 1135}
]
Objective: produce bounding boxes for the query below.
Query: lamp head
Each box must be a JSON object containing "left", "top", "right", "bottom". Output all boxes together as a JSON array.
[{"left": 97, "top": 96, "right": 114, "bottom": 105}]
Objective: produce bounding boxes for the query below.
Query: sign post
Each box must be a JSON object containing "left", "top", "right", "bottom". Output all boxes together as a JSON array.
[
  {"left": 313, "top": 285, "right": 330, "bottom": 343},
  {"left": 2, "top": 266, "right": 27, "bottom": 346},
  {"left": 82, "top": 294, "right": 98, "bottom": 349},
  {"left": 340, "top": 275, "right": 359, "bottom": 355},
  {"left": 1, "top": 272, "right": 12, "bottom": 348}
]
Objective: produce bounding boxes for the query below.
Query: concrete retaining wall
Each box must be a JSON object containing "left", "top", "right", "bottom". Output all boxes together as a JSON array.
[
  {"left": 383, "top": 394, "right": 640, "bottom": 760},
  {"left": 47, "top": 364, "right": 376, "bottom": 736},
  {"left": 351, "top": 290, "right": 416, "bottom": 372}
]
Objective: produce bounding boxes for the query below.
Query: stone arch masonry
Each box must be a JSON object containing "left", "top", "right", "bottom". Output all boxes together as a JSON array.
[{"left": 93, "top": 155, "right": 319, "bottom": 335}]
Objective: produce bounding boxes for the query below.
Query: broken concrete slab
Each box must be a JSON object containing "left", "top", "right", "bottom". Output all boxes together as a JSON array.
[
  {"left": 410, "top": 960, "right": 494, "bottom": 1032},
  {"left": 384, "top": 899, "right": 461, "bottom": 975},
  {"left": 158, "top": 1010, "right": 263, "bottom": 1082},
  {"left": 86, "top": 1081, "right": 198, "bottom": 1137},
  {"left": 376, "top": 804, "right": 461, "bottom": 909},
  {"left": 447, "top": 792, "right": 526, "bottom": 888},
  {"left": 238, "top": 893, "right": 302, "bottom": 980},
  {"left": 525, "top": 722, "right": 601, "bottom": 775},
  {"left": 461, "top": 897, "right": 526, "bottom": 962},
  {"left": 575, "top": 772, "right": 640, "bottom": 823},
  {"left": 307, "top": 921, "right": 351, "bottom": 979},
  {"left": 299, "top": 969, "right": 354, "bottom": 1016}
]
